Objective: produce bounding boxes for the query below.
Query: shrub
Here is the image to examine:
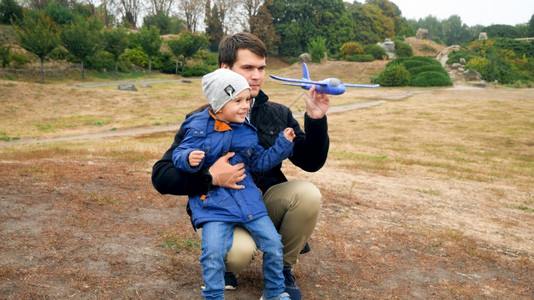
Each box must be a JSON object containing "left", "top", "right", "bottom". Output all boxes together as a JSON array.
[
  {"left": 377, "top": 64, "right": 411, "bottom": 86},
  {"left": 465, "top": 56, "right": 488, "bottom": 76},
  {"left": 345, "top": 54, "right": 374, "bottom": 62},
  {"left": 307, "top": 36, "right": 327, "bottom": 63},
  {"left": 10, "top": 52, "right": 32, "bottom": 68},
  {"left": 86, "top": 51, "right": 116, "bottom": 72},
  {"left": 407, "top": 65, "right": 448, "bottom": 77},
  {"left": 411, "top": 71, "right": 452, "bottom": 86},
  {"left": 181, "top": 64, "right": 216, "bottom": 77},
  {"left": 119, "top": 46, "right": 148, "bottom": 68},
  {"left": 395, "top": 41, "right": 413, "bottom": 57},
  {"left": 340, "top": 42, "right": 364, "bottom": 58},
  {"left": 363, "top": 44, "right": 387, "bottom": 60}
]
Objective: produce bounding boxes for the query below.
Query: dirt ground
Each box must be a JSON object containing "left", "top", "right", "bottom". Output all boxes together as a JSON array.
[{"left": 1, "top": 60, "right": 534, "bottom": 299}]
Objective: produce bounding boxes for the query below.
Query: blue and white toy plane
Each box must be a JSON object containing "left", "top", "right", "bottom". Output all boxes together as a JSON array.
[{"left": 269, "top": 62, "right": 379, "bottom": 95}]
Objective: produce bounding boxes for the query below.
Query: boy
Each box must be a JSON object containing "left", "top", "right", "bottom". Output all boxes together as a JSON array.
[{"left": 172, "top": 68, "right": 294, "bottom": 300}]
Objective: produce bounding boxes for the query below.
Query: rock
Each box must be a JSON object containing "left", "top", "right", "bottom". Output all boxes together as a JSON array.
[
  {"left": 451, "top": 63, "right": 461, "bottom": 69},
  {"left": 459, "top": 58, "right": 466, "bottom": 65},
  {"left": 464, "top": 69, "right": 482, "bottom": 81},
  {"left": 118, "top": 84, "right": 137, "bottom": 91},
  {"left": 179, "top": 79, "right": 192, "bottom": 83},
  {"left": 140, "top": 84, "right": 152, "bottom": 88},
  {"left": 416, "top": 28, "right": 430, "bottom": 40},
  {"left": 299, "top": 53, "right": 312, "bottom": 63},
  {"left": 458, "top": 67, "right": 464, "bottom": 72},
  {"left": 479, "top": 32, "right": 488, "bottom": 40}
]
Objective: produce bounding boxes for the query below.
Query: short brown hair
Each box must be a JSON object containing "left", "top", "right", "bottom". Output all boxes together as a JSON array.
[{"left": 218, "top": 32, "right": 267, "bottom": 67}]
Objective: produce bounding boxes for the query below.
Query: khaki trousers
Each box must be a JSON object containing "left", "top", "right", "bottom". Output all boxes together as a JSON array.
[{"left": 196, "top": 180, "right": 322, "bottom": 272}]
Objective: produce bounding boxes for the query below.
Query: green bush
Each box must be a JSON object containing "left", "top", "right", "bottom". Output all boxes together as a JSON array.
[
  {"left": 345, "top": 54, "right": 374, "bottom": 62},
  {"left": 363, "top": 44, "right": 386, "bottom": 60},
  {"left": 307, "top": 36, "right": 327, "bottom": 63},
  {"left": 395, "top": 41, "right": 413, "bottom": 57},
  {"left": 120, "top": 46, "right": 148, "bottom": 68},
  {"left": 407, "top": 65, "right": 448, "bottom": 77},
  {"left": 377, "top": 64, "right": 411, "bottom": 86},
  {"left": 181, "top": 64, "right": 216, "bottom": 77},
  {"left": 10, "top": 52, "right": 32, "bottom": 68},
  {"left": 411, "top": 71, "right": 452, "bottom": 86},
  {"left": 86, "top": 51, "right": 116, "bottom": 72}
]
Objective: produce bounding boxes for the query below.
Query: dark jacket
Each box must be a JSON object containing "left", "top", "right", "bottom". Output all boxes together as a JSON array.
[
  {"left": 172, "top": 108, "right": 293, "bottom": 227},
  {"left": 152, "top": 90, "right": 329, "bottom": 196}
]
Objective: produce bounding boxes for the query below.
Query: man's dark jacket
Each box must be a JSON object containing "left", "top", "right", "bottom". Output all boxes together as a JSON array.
[{"left": 151, "top": 90, "right": 329, "bottom": 197}]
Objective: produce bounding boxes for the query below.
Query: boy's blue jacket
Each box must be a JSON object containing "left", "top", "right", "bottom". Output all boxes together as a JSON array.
[{"left": 172, "top": 108, "right": 294, "bottom": 228}]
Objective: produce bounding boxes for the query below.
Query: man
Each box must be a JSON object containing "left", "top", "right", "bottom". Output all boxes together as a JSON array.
[{"left": 152, "top": 32, "right": 330, "bottom": 299}]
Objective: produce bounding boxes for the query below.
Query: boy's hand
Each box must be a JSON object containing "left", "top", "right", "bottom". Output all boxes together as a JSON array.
[
  {"left": 189, "top": 150, "right": 205, "bottom": 167},
  {"left": 283, "top": 127, "right": 295, "bottom": 142}
]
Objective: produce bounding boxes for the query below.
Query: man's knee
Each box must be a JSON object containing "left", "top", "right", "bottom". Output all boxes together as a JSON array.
[
  {"left": 292, "top": 180, "right": 322, "bottom": 215},
  {"left": 224, "top": 227, "right": 258, "bottom": 273}
]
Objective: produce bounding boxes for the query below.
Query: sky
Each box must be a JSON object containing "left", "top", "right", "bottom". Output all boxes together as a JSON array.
[{"left": 389, "top": 0, "right": 534, "bottom": 27}]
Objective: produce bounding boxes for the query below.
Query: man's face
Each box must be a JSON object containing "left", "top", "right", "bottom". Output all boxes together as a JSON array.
[{"left": 221, "top": 49, "right": 266, "bottom": 98}]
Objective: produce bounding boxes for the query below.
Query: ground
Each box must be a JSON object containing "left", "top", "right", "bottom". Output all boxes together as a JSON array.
[{"left": 1, "top": 58, "right": 533, "bottom": 299}]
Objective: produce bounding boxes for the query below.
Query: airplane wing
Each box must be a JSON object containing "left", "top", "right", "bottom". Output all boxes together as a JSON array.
[
  {"left": 269, "top": 74, "right": 328, "bottom": 86},
  {"left": 344, "top": 83, "right": 380, "bottom": 88}
]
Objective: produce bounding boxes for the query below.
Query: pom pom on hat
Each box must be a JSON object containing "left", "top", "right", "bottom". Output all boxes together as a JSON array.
[{"left": 202, "top": 68, "right": 251, "bottom": 113}]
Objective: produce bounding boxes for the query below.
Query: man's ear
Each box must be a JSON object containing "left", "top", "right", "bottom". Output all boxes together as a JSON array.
[{"left": 220, "top": 63, "right": 230, "bottom": 69}]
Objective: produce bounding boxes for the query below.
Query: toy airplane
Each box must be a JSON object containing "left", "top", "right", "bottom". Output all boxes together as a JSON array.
[{"left": 269, "top": 62, "right": 379, "bottom": 95}]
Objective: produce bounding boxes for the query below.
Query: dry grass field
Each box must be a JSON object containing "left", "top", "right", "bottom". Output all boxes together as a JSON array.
[{"left": 1, "top": 60, "right": 533, "bottom": 299}]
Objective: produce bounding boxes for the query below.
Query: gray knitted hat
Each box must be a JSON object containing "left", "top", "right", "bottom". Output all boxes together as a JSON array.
[{"left": 202, "top": 68, "right": 251, "bottom": 113}]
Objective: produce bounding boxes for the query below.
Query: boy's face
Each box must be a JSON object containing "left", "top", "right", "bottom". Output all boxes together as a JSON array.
[
  {"left": 216, "top": 89, "right": 252, "bottom": 123},
  {"left": 221, "top": 49, "right": 266, "bottom": 98}
]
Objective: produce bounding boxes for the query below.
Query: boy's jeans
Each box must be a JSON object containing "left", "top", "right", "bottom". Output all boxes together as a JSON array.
[{"left": 200, "top": 216, "right": 285, "bottom": 300}]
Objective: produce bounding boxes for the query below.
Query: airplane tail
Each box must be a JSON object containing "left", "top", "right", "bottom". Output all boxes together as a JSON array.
[{"left": 302, "top": 62, "right": 310, "bottom": 80}]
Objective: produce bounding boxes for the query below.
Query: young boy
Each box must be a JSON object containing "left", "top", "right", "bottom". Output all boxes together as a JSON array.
[{"left": 172, "top": 68, "right": 294, "bottom": 300}]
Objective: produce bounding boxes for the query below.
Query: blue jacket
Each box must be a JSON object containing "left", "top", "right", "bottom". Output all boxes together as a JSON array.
[{"left": 172, "top": 108, "right": 294, "bottom": 227}]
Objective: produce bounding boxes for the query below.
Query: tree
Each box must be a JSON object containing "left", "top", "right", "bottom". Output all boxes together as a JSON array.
[
  {"left": 240, "top": 0, "right": 262, "bottom": 32},
  {"left": 44, "top": 0, "right": 75, "bottom": 25},
  {"left": 178, "top": 0, "right": 205, "bottom": 32},
  {"left": 250, "top": 0, "right": 280, "bottom": 55},
  {"left": 0, "top": 0, "right": 23, "bottom": 24},
  {"left": 13, "top": 12, "right": 60, "bottom": 82},
  {"left": 204, "top": 0, "right": 223, "bottom": 52},
  {"left": 0, "top": 44, "right": 10, "bottom": 78},
  {"left": 347, "top": 2, "right": 394, "bottom": 44},
  {"left": 118, "top": 0, "right": 141, "bottom": 28},
  {"left": 442, "top": 15, "right": 470, "bottom": 45},
  {"left": 148, "top": 0, "right": 175, "bottom": 16},
  {"left": 137, "top": 25, "right": 162, "bottom": 77},
  {"left": 267, "top": 0, "right": 354, "bottom": 56},
  {"left": 483, "top": 24, "right": 520, "bottom": 39},
  {"left": 143, "top": 12, "right": 172, "bottom": 34},
  {"left": 61, "top": 17, "right": 103, "bottom": 80},
  {"left": 529, "top": 13, "right": 534, "bottom": 37},
  {"left": 103, "top": 28, "right": 128, "bottom": 78},
  {"left": 307, "top": 36, "right": 326, "bottom": 63},
  {"left": 167, "top": 31, "right": 208, "bottom": 73}
]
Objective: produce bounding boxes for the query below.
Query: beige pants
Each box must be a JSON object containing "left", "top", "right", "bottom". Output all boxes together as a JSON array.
[{"left": 196, "top": 180, "right": 322, "bottom": 272}]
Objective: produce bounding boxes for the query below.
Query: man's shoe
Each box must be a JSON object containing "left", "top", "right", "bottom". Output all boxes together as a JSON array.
[
  {"left": 260, "top": 292, "right": 291, "bottom": 300},
  {"left": 224, "top": 272, "right": 237, "bottom": 290},
  {"left": 283, "top": 266, "right": 301, "bottom": 300}
]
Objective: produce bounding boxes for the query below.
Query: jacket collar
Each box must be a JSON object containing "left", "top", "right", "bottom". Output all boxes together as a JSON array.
[
  {"left": 253, "top": 90, "right": 269, "bottom": 106},
  {"left": 208, "top": 108, "right": 255, "bottom": 132}
]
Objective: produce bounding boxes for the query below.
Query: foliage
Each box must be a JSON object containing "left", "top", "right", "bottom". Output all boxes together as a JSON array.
[
  {"left": 167, "top": 31, "right": 208, "bottom": 72},
  {"left": 143, "top": 13, "right": 184, "bottom": 35},
  {"left": 364, "top": 44, "right": 387, "bottom": 60},
  {"left": 9, "top": 51, "right": 32, "bottom": 68},
  {"left": 376, "top": 63, "right": 410, "bottom": 86},
  {"left": 120, "top": 46, "right": 148, "bottom": 68},
  {"left": 48, "top": 47, "right": 70, "bottom": 60},
  {"left": 529, "top": 14, "right": 534, "bottom": 37},
  {"left": 345, "top": 54, "right": 374, "bottom": 62},
  {"left": 0, "top": 0, "right": 23, "bottom": 24},
  {"left": 152, "top": 51, "right": 175, "bottom": 74},
  {"left": 340, "top": 41, "right": 364, "bottom": 58},
  {"left": 250, "top": 0, "right": 280, "bottom": 56},
  {"left": 103, "top": 28, "right": 129, "bottom": 76},
  {"left": 12, "top": 11, "right": 60, "bottom": 81},
  {"left": 307, "top": 36, "right": 327, "bottom": 63},
  {"left": 483, "top": 24, "right": 522, "bottom": 39},
  {"left": 267, "top": 0, "right": 354, "bottom": 56},
  {"left": 61, "top": 17, "right": 103, "bottom": 79},
  {"left": 86, "top": 50, "right": 118, "bottom": 72},
  {"left": 137, "top": 25, "right": 162, "bottom": 76},
  {"left": 411, "top": 71, "right": 452, "bottom": 86},
  {"left": 384, "top": 56, "right": 450, "bottom": 86},
  {"left": 346, "top": 1, "right": 395, "bottom": 44},
  {"left": 44, "top": 0, "right": 74, "bottom": 25},
  {"left": 0, "top": 43, "right": 9, "bottom": 67},
  {"left": 449, "top": 38, "right": 534, "bottom": 84},
  {"left": 394, "top": 40, "right": 413, "bottom": 57},
  {"left": 180, "top": 63, "right": 216, "bottom": 77},
  {"left": 205, "top": 1, "right": 223, "bottom": 52}
]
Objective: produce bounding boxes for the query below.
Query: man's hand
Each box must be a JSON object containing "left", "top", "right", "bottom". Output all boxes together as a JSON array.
[
  {"left": 306, "top": 84, "right": 330, "bottom": 119},
  {"left": 209, "top": 152, "right": 246, "bottom": 189},
  {"left": 189, "top": 150, "right": 205, "bottom": 167}
]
